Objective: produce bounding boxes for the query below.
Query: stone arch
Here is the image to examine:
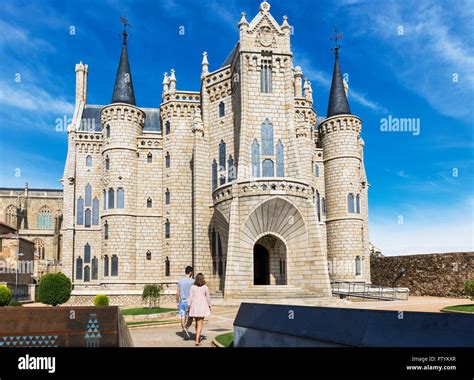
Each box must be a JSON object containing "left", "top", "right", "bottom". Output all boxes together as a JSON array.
[{"left": 209, "top": 208, "right": 229, "bottom": 291}]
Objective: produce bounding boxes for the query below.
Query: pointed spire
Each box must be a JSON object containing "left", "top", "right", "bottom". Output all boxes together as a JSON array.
[
  {"left": 201, "top": 51, "right": 209, "bottom": 78},
  {"left": 238, "top": 12, "right": 249, "bottom": 29},
  {"left": 111, "top": 27, "right": 136, "bottom": 105},
  {"left": 281, "top": 15, "right": 291, "bottom": 31},
  {"left": 327, "top": 47, "right": 351, "bottom": 117}
]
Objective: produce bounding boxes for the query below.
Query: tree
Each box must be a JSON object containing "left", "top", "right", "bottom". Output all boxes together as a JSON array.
[
  {"left": 142, "top": 284, "right": 162, "bottom": 308},
  {"left": 465, "top": 280, "right": 474, "bottom": 300},
  {"left": 38, "top": 272, "right": 72, "bottom": 306},
  {"left": 0, "top": 285, "right": 12, "bottom": 306}
]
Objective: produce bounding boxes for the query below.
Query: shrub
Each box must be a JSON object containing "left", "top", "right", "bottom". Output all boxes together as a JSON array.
[
  {"left": 38, "top": 272, "right": 72, "bottom": 306},
  {"left": 94, "top": 294, "right": 109, "bottom": 307},
  {"left": 142, "top": 284, "right": 162, "bottom": 308},
  {"left": 8, "top": 300, "right": 23, "bottom": 307},
  {"left": 465, "top": 280, "right": 474, "bottom": 300},
  {"left": 0, "top": 285, "right": 12, "bottom": 306}
]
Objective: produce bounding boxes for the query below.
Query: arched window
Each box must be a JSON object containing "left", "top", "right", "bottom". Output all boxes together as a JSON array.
[
  {"left": 165, "top": 189, "right": 170, "bottom": 205},
  {"left": 276, "top": 139, "right": 284, "bottom": 177},
  {"left": 117, "top": 188, "right": 124, "bottom": 209},
  {"left": 165, "top": 219, "right": 170, "bottom": 238},
  {"left": 34, "top": 239, "right": 45, "bottom": 260},
  {"left": 147, "top": 152, "right": 153, "bottom": 163},
  {"left": 147, "top": 197, "right": 152, "bottom": 208},
  {"left": 104, "top": 221, "right": 109, "bottom": 240},
  {"left": 165, "top": 121, "right": 170, "bottom": 135},
  {"left": 84, "top": 265, "right": 90, "bottom": 282},
  {"left": 262, "top": 159, "right": 274, "bottom": 177},
  {"left": 356, "top": 194, "right": 361, "bottom": 214},
  {"left": 219, "top": 140, "right": 226, "bottom": 185},
  {"left": 103, "top": 190, "right": 106, "bottom": 210},
  {"left": 105, "top": 156, "right": 110, "bottom": 171},
  {"left": 76, "top": 197, "right": 84, "bottom": 225},
  {"left": 37, "top": 206, "right": 53, "bottom": 229},
  {"left": 212, "top": 159, "right": 218, "bottom": 191},
  {"left": 228, "top": 155, "right": 235, "bottom": 181},
  {"left": 165, "top": 152, "right": 170, "bottom": 168},
  {"left": 105, "top": 124, "right": 110, "bottom": 138},
  {"left": 92, "top": 256, "right": 98, "bottom": 280},
  {"left": 85, "top": 184, "right": 92, "bottom": 207},
  {"left": 84, "top": 243, "right": 91, "bottom": 263},
  {"left": 260, "top": 59, "right": 272, "bottom": 93},
  {"left": 103, "top": 255, "right": 109, "bottom": 276},
  {"left": 86, "top": 155, "right": 92, "bottom": 167},
  {"left": 322, "top": 197, "right": 326, "bottom": 216},
  {"left": 84, "top": 208, "right": 91, "bottom": 227},
  {"left": 315, "top": 164, "right": 320, "bottom": 177},
  {"left": 76, "top": 257, "right": 83, "bottom": 280},
  {"left": 355, "top": 256, "right": 362, "bottom": 276},
  {"left": 111, "top": 255, "right": 118, "bottom": 276},
  {"left": 146, "top": 250, "right": 152, "bottom": 260},
  {"left": 5, "top": 205, "right": 17, "bottom": 228},
  {"left": 219, "top": 102, "right": 225, "bottom": 117},
  {"left": 348, "top": 193, "right": 355, "bottom": 213},
  {"left": 217, "top": 234, "right": 223, "bottom": 276},
  {"left": 108, "top": 188, "right": 115, "bottom": 209},
  {"left": 165, "top": 257, "right": 170, "bottom": 276},
  {"left": 261, "top": 118, "right": 274, "bottom": 155},
  {"left": 211, "top": 228, "right": 217, "bottom": 275},
  {"left": 316, "top": 191, "right": 321, "bottom": 222},
  {"left": 92, "top": 198, "right": 99, "bottom": 225},
  {"left": 252, "top": 139, "right": 261, "bottom": 177}
]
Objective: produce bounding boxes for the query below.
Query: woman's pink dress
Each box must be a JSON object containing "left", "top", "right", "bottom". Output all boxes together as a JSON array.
[{"left": 188, "top": 284, "right": 211, "bottom": 318}]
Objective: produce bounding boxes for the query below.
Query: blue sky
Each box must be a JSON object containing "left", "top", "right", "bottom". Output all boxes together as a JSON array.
[{"left": 0, "top": 0, "right": 473, "bottom": 255}]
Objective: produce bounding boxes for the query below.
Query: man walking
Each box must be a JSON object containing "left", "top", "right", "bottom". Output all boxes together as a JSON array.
[{"left": 176, "top": 266, "right": 194, "bottom": 339}]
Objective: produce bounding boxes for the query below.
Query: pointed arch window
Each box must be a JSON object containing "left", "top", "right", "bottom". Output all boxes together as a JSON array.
[
  {"left": 146, "top": 250, "right": 152, "bottom": 260},
  {"left": 165, "top": 219, "right": 170, "bottom": 238},
  {"left": 276, "top": 139, "right": 284, "bottom": 177},
  {"left": 92, "top": 198, "right": 99, "bottom": 225},
  {"left": 84, "top": 265, "right": 90, "bottom": 282},
  {"left": 34, "top": 239, "right": 45, "bottom": 260},
  {"left": 92, "top": 256, "right": 98, "bottom": 280},
  {"left": 104, "top": 221, "right": 109, "bottom": 240},
  {"left": 355, "top": 256, "right": 362, "bottom": 276},
  {"left": 262, "top": 159, "right": 274, "bottom": 177},
  {"left": 147, "top": 197, "right": 153, "bottom": 208},
  {"left": 316, "top": 191, "right": 321, "bottom": 222},
  {"left": 86, "top": 155, "right": 92, "bottom": 167},
  {"left": 165, "top": 189, "right": 170, "bottom": 205},
  {"left": 111, "top": 255, "right": 118, "bottom": 276},
  {"left": 117, "top": 187, "right": 124, "bottom": 209},
  {"left": 5, "top": 205, "right": 17, "bottom": 228},
  {"left": 105, "top": 124, "right": 110, "bottom": 138},
  {"left": 356, "top": 194, "right": 361, "bottom": 214},
  {"left": 228, "top": 155, "right": 235, "bottom": 181},
  {"left": 260, "top": 59, "right": 272, "bottom": 93},
  {"left": 322, "top": 197, "right": 327, "bottom": 216},
  {"left": 108, "top": 188, "right": 115, "bottom": 209},
  {"left": 76, "top": 257, "right": 83, "bottom": 280},
  {"left": 104, "top": 255, "right": 109, "bottom": 276},
  {"left": 147, "top": 152, "right": 153, "bottom": 163},
  {"left": 348, "top": 193, "right": 355, "bottom": 213},
  {"left": 261, "top": 119, "right": 274, "bottom": 155},
  {"left": 252, "top": 139, "right": 260, "bottom": 177},
  {"left": 165, "top": 121, "right": 171, "bottom": 135},
  {"left": 103, "top": 190, "right": 106, "bottom": 210},
  {"left": 84, "top": 243, "right": 91, "bottom": 263},
  {"left": 219, "top": 102, "right": 225, "bottom": 117},
  {"left": 219, "top": 140, "right": 226, "bottom": 185},
  {"left": 105, "top": 156, "right": 110, "bottom": 171},
  {"left": 85, "top": 184, "right": 92, "bottom": 207},
  {"left": 165, "top": 152, "right": 171, "bottom": 168},
  {"left": 76, "top": 197, "right": 84, "bottom": 225},
  {"left": 212, "top": 159, "right": 218, "bottom": 191},
  {"left": 165, "top": 257, "right": 170, "bottom": 277},
  {"left": 37, "top": 206, "right": 53, "bottom": 229},
  {"left": 315, "top": 164, "right": 320, "bottom": 177},
  {"left": 85, "top": 208, "right": 91, "bottom": 227}
]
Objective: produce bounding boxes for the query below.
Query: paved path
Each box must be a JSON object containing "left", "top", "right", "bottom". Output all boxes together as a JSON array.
[{"left": 130, "top": 306, "right": 238, "bottom": 347}]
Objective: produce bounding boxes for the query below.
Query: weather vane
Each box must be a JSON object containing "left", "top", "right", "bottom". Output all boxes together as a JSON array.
[
  {"left": 120, "top": 15, "right": 131, "bottom": 43},
  {"left": 330, "top": 26, "right": 343, "bottom": 56}
]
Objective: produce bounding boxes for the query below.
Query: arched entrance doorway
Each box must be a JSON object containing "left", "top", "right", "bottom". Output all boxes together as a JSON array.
[{"left": 253, "top": 235, "right": 287, "bottom": 286}]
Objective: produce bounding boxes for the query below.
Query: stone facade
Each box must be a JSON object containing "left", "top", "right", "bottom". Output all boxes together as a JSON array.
[
  {"left": 371, "top": 252, "right": 474, "bottom": 298},
  {"left": 55, "top": 1, "right": 372, "bottom": 304}
]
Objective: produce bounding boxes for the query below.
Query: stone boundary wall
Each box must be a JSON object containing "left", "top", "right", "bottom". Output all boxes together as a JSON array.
[
  {"left": 65, "top": 294, "right": 175, "bottom": 307},
  {"left": 370, "top": 252, "right": 474, "bottom": 298}
]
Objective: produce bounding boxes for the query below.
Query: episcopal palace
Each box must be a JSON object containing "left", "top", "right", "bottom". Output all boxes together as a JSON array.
[{"left": 0, "top": 2, "right": 371, "bottom": 303}]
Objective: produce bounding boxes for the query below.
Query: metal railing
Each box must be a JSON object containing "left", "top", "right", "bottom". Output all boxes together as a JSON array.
[{"left": 331, "top": 280, "right": 409, "bottom": 301}]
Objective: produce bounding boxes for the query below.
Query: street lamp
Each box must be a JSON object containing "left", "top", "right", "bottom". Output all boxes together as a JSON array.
[{"left": 15, "top": 232, "right": 24, "bottom": 301}]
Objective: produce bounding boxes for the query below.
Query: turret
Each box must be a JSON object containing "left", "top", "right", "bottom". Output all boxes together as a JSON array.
[
  {"left": 201, "top": 52, "right": 209, "bottom": 79},
  {"left": 294, "top": 66, "right": 303, "bottom": 98},
  {"left": 162, "top": 72, "right": 169, "bottom": 97},
  {"left": 75, "top": 61, "right": 88, "bottom": 107},
  {"left": 303, "top": 77, "right": 313, "bottom": 103},
  {"left": 319, "top": 46, "right": 369, "bottom": 282},
  {"left": 169, "top": 69, "right": 176, "bottom": 94}
]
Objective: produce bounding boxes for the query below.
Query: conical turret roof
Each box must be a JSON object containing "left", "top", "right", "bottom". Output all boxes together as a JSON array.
[
  {"left": 327, "top": 48, "right": 351, "bottom": 117},
  {"left": 111, "top": 31, "right": 136, "bottom": 105}
]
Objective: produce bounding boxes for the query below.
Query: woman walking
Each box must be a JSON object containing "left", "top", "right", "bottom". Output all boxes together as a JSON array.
[{"left": 187, "top": 273, "right": 211, "bottom": 346}]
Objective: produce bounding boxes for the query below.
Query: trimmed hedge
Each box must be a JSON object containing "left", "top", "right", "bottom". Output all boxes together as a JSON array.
[
  {"left": 38, "top": 272, "right": 72, "bottom": 306},
  {"left": 94, "top": 294, "right": 109, "bottom": 307},
  {"left": 8, "top": 300, "right": 23, "bottom": 307},
  {"left": 0, "top": 285, "right": 12, "bottom": 306},
  {"left": 465, "top": 280, "right": 474, "bottom": 300}
]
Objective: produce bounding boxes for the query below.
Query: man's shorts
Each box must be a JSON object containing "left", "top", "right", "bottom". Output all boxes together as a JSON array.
[{"left": 178, "top": 300, "right": 188, "bottom": 318}]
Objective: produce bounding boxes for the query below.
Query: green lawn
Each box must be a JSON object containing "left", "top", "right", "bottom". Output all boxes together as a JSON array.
[
  {"left": 121, "top": 307, "right": 176, "bottom": 316},
  {"left": 215, "top": 332, "right": 233, "bottom": 347},
  {"left": 442, "top": 304, "right": 474, "bottom": 313}
]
